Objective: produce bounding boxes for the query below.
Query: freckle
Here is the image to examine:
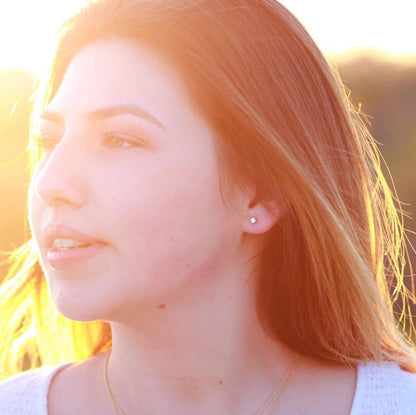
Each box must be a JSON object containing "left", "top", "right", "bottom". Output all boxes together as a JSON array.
[
  {"left": 158, "top": 304, "right": 166, "bottom": 309},
  {"left": 218, "top": 380, "right": 223, "bottom": 385},
  {"left": 228, "top": 295, "right": 232, "bottom": 299},
  {"left": 186, "top": 263, "right": 191, "bottom": 268}
]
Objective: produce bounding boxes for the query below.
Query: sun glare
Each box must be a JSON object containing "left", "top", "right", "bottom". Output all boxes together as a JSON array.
[
  {"left": 0, "top": 0, "right": 86, "bottom": 76},
  {"left": 0, "top": 0, "right": 415, "bottom": 77}
]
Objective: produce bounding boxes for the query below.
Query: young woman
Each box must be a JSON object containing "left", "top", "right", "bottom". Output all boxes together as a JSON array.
[{"left": 0, "top": 0, "right": 415, "bottom": 413}]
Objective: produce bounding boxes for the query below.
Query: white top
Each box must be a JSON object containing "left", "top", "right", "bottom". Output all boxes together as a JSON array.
[{"left": 0, "top": 361, "right": 416, "bottom": 414}]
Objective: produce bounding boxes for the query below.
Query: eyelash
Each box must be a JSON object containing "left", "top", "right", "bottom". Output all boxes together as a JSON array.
[
  {"left": 37, "top": 133, "right": 142, "bottom": 153},
  {"left": 102, "top": 133, "right": 140, "bottom": 149},
  {"left": 37, "top": 134, "right": 59, "bottom": 153}
]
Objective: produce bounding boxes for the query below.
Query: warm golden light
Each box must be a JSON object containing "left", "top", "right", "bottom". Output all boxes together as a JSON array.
[
  {"left": 282, "top": 0, "right": 416, "bottom": 57},
  {"left": 0, "top": 0, "right": 86, "bottom": 76},
  {"left": 0, "top": 0, "right": 415, "bottom": 76}
]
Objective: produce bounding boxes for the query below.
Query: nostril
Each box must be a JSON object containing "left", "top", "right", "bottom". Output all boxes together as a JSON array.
[
  {"left": 31, "top": 132, "right": 88, "bottom": 209},
  {"left": 33, "top": 162, "right": 86, "bottom": 209}
]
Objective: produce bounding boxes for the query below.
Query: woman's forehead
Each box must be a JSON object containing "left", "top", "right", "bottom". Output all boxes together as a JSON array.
[
  {"left": 46, "top": 39, "right": 199, "bottom": 129},
  {"left": 53, "top": 40, "right": 181, "bottom": 102}
]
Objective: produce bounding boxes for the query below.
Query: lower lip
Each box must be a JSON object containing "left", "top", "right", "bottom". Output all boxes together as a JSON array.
[{"left": 46, "top": 243, "right": 106, "bottom": 269}]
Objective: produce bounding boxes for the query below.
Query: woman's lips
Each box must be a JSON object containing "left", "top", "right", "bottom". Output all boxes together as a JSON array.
[
  {"left": 43, "top": 223, "right": 106, "bottom": 268},
  {"left": 46, "top": 243, "right": 106, "bottom": 268}
]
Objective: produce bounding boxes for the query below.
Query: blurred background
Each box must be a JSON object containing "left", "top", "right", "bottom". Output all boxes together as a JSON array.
[{"left": 1, "top": 0, "right": 415, "bottom": 299}]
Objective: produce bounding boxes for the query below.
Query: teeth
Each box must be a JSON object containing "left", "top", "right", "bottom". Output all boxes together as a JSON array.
[{"left": 52, "top": 238, "right": 90, "bottom": 251}]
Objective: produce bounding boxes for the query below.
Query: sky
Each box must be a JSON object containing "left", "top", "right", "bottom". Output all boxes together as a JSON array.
[{"left": 0, "top": 0, "right": 415, "bottom": 76}]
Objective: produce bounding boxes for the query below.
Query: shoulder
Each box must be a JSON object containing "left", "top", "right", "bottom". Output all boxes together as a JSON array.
[
  {"left": 0, "top": 364, "right": 71, "bottom": 415},
  {"left": 351, "top": 361, "right": 416, "bottom": 415}
]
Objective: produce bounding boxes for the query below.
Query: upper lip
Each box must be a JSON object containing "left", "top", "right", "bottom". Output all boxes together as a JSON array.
[{"left": 43, "top": 223, "right": 104, "bottom": 249}]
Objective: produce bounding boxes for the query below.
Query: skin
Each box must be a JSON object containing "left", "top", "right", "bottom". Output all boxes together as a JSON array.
[{"left": 29, "top": 39, "right": 356, "bottom": 414}]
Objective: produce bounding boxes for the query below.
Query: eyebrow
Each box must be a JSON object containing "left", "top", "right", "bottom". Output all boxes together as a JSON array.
[{"left": 39, "top": 104, "right": 166, "bottom": 130}]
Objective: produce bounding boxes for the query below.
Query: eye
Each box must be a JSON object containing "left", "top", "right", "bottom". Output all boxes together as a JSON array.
[
  {"left": 103, "top": 133, "right": 140, "bottom": 149},
  {"left": 37, "top": 134, "right": 60, "bottom": 153}
]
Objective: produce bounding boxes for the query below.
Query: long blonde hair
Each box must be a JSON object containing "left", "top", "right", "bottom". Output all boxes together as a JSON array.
[{"left": 1, "top": 0, "right": 415, "bottom": 378}]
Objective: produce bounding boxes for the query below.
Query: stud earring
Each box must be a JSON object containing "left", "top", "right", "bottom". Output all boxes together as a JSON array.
[{"left": 250, "top": 217, "right": 257, "bottom": 224}]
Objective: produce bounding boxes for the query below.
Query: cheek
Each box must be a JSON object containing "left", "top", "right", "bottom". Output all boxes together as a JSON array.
[
  {"left": 110, "top": 166, "right": 219, "bottom": 242},
  {"left": 106, "top": 163, "right": 236, "bottom": 276}
]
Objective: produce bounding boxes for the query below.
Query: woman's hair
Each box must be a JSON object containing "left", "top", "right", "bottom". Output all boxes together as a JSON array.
[{"left": 1, "top": 0, "right": 415, "bottom": 378}]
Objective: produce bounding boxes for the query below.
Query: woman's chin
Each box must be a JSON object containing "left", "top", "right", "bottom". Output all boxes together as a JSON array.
[{"left": 50, "top": 289, "right": 114, "bottom": 323}]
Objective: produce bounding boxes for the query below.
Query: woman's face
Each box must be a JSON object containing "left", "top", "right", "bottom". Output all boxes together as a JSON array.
[{"left": 29, "top": 39, "right": 246, "bottom": 322}]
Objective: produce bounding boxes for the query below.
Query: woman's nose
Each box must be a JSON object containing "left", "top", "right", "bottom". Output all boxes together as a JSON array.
[{"left": 33, "top": 137, "right": 87, "bottom": 209}]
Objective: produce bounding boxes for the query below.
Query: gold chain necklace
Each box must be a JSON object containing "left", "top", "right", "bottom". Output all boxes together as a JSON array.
[
  {"left": 104, "top": 351, "right": 126, "bottom": 415},
  {"left": 255, "top": 355, "right": 300, "bottom": 415},
  {"left": 104, "top": 351, "right": 300, "bottom": 415}
]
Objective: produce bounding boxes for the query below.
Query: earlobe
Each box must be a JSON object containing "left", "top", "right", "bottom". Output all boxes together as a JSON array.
[{"left": 244, "top": 198, "right": 282, "bottom": 235}]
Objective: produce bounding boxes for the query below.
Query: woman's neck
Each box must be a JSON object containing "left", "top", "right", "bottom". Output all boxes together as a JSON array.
[{"left": 106, "top": 259, "right": 298, "bottom": 414}]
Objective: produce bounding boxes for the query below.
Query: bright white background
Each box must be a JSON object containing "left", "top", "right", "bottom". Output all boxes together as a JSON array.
[{"left": 0, "top": 0, "right": 415, "bottom": 75}]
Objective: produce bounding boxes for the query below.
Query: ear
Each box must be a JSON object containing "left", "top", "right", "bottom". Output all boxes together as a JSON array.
[{"left": 242, "top": 195, "right": 282, "bottom": 235}]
